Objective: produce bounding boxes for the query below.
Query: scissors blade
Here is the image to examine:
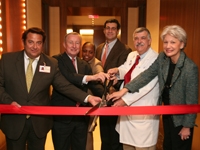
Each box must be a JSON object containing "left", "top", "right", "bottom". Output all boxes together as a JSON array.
[
  {"left": 85, "top": 94, "right": 107, "bottom": 115},
  {"left": 88, "top": 115, "right": 99, "bottom": 132},
  {"left": 85, "top": 80, "right": 113, "bottom": 115},
  {"left": 85, "top": 101, "right": 101, "bottom": 115}
]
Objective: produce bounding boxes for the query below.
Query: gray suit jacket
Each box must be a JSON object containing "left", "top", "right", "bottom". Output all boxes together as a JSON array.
[
  {"left": 125, "top": 51, "right": 199, "bottom": 128},
  {"left": 0, "top": 50, "right": 88, "bottom": 139}
]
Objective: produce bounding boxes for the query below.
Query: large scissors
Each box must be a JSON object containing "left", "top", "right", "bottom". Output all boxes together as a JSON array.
[{"left": 85, "top": 79, "right": 114, "bottom": 132}]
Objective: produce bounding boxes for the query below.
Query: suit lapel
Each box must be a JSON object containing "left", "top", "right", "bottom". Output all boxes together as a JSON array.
[
  {"left": 62, "top": 53, "right": 77, "bottom": 73},
  {"left": 96, "top": 44, "right": 104, "bottom": 61},
  {"left": 104, "top": 40, "right": 120, "bottom": 68},
  {"left": 170, "top": 52, "right": 185, "bottom": 87},
  {"left": 171, "top": 67, "right": 180, "bottom": 87},
  {"left": 16, "top": 51, "right": 27, "bottom": 93},
  {"left": 136, "top": 49, "right": 151, "bottom": 67},
  {"left": 76, "top": 57, "right": 85, "bottom": 74},
  {"left": 162, "top": 57, "right": 170, "bottom": 83},
  {"left": 29, "top": 54, "right": 46, "bottom": 93}
]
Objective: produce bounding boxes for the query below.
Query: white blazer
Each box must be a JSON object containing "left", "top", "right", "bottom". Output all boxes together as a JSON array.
[{"left": 116, "top": 48, "right": 160, "bottom": 147}]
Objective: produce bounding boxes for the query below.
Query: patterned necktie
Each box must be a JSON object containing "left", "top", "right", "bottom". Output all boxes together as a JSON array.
[
  {"left": 26, "top": 58, "right": 34, "bottom": 92},
  {"left": 72, "top": 58, "right": 77, "bottom": 72},
  {"left": 72, "top": 57, "right": 80, "bottom": 106},
  {"left": 101, "top": 43, "right": 108, "bottom": 67},
  {"left": 124, "top": 55, "right": 140, "bottom": 85}
]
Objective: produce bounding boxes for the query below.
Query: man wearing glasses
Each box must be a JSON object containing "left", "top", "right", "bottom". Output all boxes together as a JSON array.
[{"left": 96, "top": 19, "right": 132, "bottom": 150}]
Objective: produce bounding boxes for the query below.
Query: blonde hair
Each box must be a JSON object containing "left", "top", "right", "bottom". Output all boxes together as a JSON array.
[
  {"left": 64, "top": 32, "right": 82, "bottom": 43},
  {"left": 161, "top": 25, "right": 187, "bottom": 49}
]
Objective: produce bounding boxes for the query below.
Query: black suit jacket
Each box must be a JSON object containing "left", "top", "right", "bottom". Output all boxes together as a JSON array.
[
  {"left": 51, "top": 53, "right": 104, "bottom": 121},
  {"left": 96, "top": 39, "right": 132, "bottom": 72},
  {"left": 0, "top": 50, "right": 89, "bottom": 140}
]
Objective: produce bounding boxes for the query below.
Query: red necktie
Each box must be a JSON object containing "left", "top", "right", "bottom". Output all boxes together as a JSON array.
[
  {"left": 71, "top": 58, "right": 77, "bottom": 72},
  {"left": 124, "top": 55, "right": 140, "bottom": 85},
  {"left": 101, "top": 43, "right": 108, "bottom": 67}
]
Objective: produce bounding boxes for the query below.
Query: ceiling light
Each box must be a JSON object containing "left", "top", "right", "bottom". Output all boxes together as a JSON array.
[
  {"left": 80, "top": 29, "right": 94, "bottom": 35},
  {"left": 88, "top": 15, "right": 99, "bottom": 19}
]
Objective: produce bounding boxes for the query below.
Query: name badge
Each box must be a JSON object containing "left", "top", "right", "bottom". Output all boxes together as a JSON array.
[{"left": 39, "top": 65, "right": 51, "bottom": 73}]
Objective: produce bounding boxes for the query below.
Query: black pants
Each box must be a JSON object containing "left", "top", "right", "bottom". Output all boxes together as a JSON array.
[
  {"left": 99, "top": 116, "right": 123, "bottom": 150},
  {"left": 162, "top": 115, "right": 193, "bottom": 150},
  {"left": 6, "top": 118, "right": 46, "bottom": 150},
  {"left": 52, "top": 116, "right": 88, "bottom": 150}
]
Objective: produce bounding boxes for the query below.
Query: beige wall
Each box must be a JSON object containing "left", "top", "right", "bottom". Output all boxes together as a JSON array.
[
  {"left": 127, "top": 7, "right": 138, "bottom": 51},
  {"left": 49, "top": 7, "right": 60, "bottom": 56},
  {"left": 146, "top": 0, "right": 160, "bottom": 52},
  {"left": 27, "top": 0, "right": 60, "bottom": 57},
  {"left": 26, "top": 0, "right": 42, "bottom": 28},
  {"left": 127, "top": 1, "right": 160, "bottom": 52}
]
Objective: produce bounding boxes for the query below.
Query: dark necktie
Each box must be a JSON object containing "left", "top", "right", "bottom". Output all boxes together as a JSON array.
[{"left": 124, "top": 55, "right": 140, "bottom": 85}]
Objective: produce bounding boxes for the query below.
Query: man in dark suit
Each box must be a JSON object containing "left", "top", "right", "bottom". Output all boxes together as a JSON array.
[
  {"left": 51, "top": 32, "right": 106, "bottom": 150},
  {"left": 96, "top": 19, "right": 132, "bottom": 150},
  {"left": 0, "top": 27, "right": 103, "bottom": 150}
]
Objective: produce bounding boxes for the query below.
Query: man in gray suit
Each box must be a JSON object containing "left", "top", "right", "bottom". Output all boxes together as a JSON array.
[
  {"left": 0, "top": 27, "right": 105, "bottom": 150},
  {"left": 95, "top": 19, "right": 132, "bottom": 150}
]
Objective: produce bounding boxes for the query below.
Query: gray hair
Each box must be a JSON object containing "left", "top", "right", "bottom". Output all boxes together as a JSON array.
[
  {"left": 133, "top": 27, "right": 151, "bottom": 40},
  {"left": 64, "top": 32, "right": 82, "bottom": 43},
  {"left": 161, "top": 25, "right": 187, "bottom": 49}
]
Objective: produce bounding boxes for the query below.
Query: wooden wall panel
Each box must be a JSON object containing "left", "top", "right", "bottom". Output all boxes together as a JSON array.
[
  {"left": 93, "top": 27, "right": 105, "bottom": 48},
  {"left": 192, "top": 0, "right": 200, "bottom": 67},
  {"left": 160, "top": 0, "right": 200, "bottom": 149},
  {"left": 160, "top": 0, "right": 196, "bottom": 56},
  {"left": 1, "top": 0, "right": 7, "bottom": 55},
  {"left": 60, "top": 4, "right": 68, "bottom": 53},
  {"left": 191, "top": 1, "right": 200, "bottom": 150},
  {"left": 3, "top": 0, "right": 24, "bottom": 53}
]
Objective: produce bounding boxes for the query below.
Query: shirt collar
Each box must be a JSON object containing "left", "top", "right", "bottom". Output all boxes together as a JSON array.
[
  {"left": 106, "top": 38, "right": 117, "bottom": 49},
  {"left": 138, "top": 48, "right": 151, "bottom": 59},
  {"left": 24, "top": 51, "right": 40, "bottom": 61}
]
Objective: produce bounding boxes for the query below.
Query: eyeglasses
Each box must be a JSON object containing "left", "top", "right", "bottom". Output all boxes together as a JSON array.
[{"left": 105, "top": 27, "right": 117, "bottom": 31}]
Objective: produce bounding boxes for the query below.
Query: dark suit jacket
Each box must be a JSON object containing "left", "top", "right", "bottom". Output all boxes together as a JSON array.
[
  {"left": 96, "top": 39, "right": 132, "bottom": 150},
  {"left": 51, "top": 53, "right": 104, "bottom": 121},
  {"left": 0, "top": 50, "right": 89, "bottom": 140},
  {"left": 96, "top": 39, "right": 132, "bottom": 72}
]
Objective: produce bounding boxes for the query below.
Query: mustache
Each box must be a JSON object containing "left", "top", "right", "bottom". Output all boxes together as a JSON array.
[{"left": 136, "top": 43, "right": 144, "bottom": 47}]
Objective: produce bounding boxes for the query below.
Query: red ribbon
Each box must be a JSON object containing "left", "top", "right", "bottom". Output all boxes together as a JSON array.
[{"left": 0, "top": 104, "right": 200, "bottom": 116}]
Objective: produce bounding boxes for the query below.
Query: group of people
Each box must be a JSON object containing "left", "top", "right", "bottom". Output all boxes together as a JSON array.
[{"left": 0, "top": 18, "right": 198, "bottom": 150}]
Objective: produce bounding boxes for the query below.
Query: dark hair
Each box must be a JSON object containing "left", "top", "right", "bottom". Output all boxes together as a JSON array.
[
  {"left": 104, "top": 19, "right": 121, "bottom": 30},
  {"left": 82, "top": 42, "right": 96, "bottom": 52},
  {"left": 22, "top": 27, "right": 46, "bottom": 44}
]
